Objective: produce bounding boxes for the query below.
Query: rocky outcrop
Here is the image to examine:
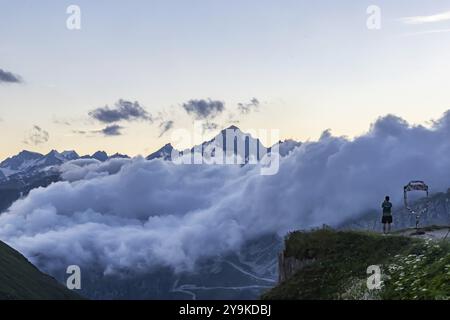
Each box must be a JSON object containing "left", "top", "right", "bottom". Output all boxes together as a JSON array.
[{"left": 278, "top": 252, "right": 315, "bottom": 283}]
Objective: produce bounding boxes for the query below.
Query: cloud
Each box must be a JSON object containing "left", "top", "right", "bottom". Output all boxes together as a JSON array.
[
  {"left": 73, "top": 125, "right": 124, "bottom": 137},
  {"left": 2, "top": 111, "right": 450, "bottom": 276},
  {"left": 23, "top": 126, "right": 49, "bottom": 145},
  {"left": 101, "top": 124, "right": 123, "bottom": 136},
  {"left": 400, "top": 10, "right": 450, "bottom": 24},
  {"left": 238, "top": 98, "right": 260, "bottom": 115},
  {"left": 202, "top": 121, "right": 219, "bottom": 133},
  {"left": 89, "top": 99, "right": 152, "bottom": 124},
  {"left": 182, "top": 99, "right": 225, "bottom": 120},
  {"left": 158, "top": 120, "right": 174, "bottom": 138},
  {"left": 53, "top": 119, "right": 72, "bottom": 126},
  {"left": 0, "top": 68, "right": 22, "bottom": 84},
  {"left": 60, "top": 158, "right": 130, "bottom": 181}
]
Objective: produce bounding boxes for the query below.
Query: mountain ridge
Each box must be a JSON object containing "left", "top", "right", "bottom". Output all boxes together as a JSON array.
[{"left": 1, "top": 126, "right": 302, "bottom": 178}]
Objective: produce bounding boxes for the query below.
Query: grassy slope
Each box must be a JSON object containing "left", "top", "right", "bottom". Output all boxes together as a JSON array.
[
  {"left": 262, "top": 229, "right": 449, "bottom": 300},
  {"left": 0, "top": 241, "right": 82, "bottom": 300}
]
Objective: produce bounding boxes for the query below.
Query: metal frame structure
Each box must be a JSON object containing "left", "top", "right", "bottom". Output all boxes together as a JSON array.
[{"left": 403, "top": 181, "right": 429, "bottom": 230}]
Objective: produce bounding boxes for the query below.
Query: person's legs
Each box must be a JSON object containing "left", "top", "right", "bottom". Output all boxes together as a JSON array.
[
  {"left": 383, "top": 223, "right": 386, "bottom": 234},
  {"left": 387, "top": 223, "right": 391, "bottom": 234}
]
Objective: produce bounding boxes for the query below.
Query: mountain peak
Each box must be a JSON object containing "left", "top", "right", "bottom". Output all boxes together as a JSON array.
[
  {"left": 0, "top": 150, "right": 44, "bottom": 171},
  {"left": 225, "top": 125, "right": 240, "bottom": 131},
  {"left": 46, "top": 149, "right": 61, "bottom": 156},
  {"left": 18, "top": 150, "right": 42, "bottom": 156},
  {"left": 61, "top": 150, "right": 78, "bottom": 155},
  {"left": 92, "top": 151, "right": 109, "bottom": 162},
  {"left": 110, "top": 153, "right": 130, "bottom": 159},
  {"left": 61, "top": 150, "right": 80, "bottom": 160},
  {"left": 38, "top": 150, "right": 66, "bottom": 166},
  {"left": 146, "top": 143, "right": 175, "bottom": 161}
]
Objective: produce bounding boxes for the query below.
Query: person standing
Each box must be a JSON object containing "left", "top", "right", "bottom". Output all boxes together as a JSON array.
[{"left": 381, "top": 196, "right": 393, "bottom": 234}]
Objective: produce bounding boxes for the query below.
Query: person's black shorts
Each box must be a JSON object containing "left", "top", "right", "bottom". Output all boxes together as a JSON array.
[{"left": 382, "top": 215, "right": 393, "bottom": 224}]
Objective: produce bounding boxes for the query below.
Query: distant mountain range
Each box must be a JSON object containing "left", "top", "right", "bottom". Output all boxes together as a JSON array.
[
  {"left": 0, "top": 126, "right": 301, "bottom": 217},
  {"left": 0, "top": 150, "right": 130, "bottom": 179},
  {"left": 0, "top": 126, "right": 301, "bottom": 180}
]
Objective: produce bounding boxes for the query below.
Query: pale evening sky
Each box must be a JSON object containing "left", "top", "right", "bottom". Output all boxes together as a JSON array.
[{"left": 1, "top": 0, "right": 450, "bottom": 159}]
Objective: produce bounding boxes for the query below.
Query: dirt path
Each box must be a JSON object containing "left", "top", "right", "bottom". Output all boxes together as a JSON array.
[{"left": 394, "top": 225, "right": 450, "bottom": 241}]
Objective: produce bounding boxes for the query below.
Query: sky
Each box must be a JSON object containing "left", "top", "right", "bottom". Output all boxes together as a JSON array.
[{"left": 1, "top": 0, "right": 450, "bottom": 160}]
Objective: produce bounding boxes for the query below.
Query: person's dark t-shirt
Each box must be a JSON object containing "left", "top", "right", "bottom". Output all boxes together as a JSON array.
[{"left": 382, "top": 201, "right": 392, "bottom": 216}]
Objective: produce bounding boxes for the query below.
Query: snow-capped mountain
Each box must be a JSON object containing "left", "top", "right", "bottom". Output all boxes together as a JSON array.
[
  {"left": 144, "top": 126, "right": 270, "bottom": 163},
  {"left": 0, "top": 150, "right": 43, "bottom": 174},
  {"left": 0, "top": 126, "right": 302, "bottom": 176},
  {"left": 146, "top": 143, "right": 175, "bottom": 161},
  {"left": 0, "top": 150, "right": 130, "bottom": 178},
  {"left": 0, "top": 150, "right": 83, "bottom": 178},
  {"left": 35, "top": 150, "right": 67, "bottom": 167},
  {"left": 110, "top": 153, "right": 130, "bottom": 159},
  {"left": 144, "top": 126, "right": 302, "bottom": 163},
  {"left": 0, "top": 149, "right": 129, "bottom": 211},
  {"left": 81, "top": 151, "right": 106, "bottom": 161},
  {"left": 80, "top": 151, "right": 130, "bottom": 161},
  {"left": 192, "top": 125, "right": 268, "bottom": 163},
  {"left": 61, "top": 150, "right": 79, "bottom": 161}
]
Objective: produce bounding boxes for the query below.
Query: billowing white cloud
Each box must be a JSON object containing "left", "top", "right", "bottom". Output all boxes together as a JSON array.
[
  {"left": 1, "top": 112, "right": 450, "bottom": 276},
  {"left": 59, "top": 158, "right": 130, "bottom": 181}
]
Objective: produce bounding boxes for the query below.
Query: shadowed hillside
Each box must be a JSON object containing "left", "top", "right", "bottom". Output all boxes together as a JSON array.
[{"left": 0, "top": 241, "right": 82, "bottom": 300}]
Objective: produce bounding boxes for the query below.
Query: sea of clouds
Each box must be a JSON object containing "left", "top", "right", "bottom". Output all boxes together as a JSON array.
[{"left": 0, "top": 112, "right": 450, "bottom": 275}]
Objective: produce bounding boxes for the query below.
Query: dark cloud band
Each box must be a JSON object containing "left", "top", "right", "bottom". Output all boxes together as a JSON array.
[
  {"left": 101, "top": 124, "right": 123, "bottom": 136},
  {"left": 0, "top": 69, "right": 22, "bottom": 84},
  {"left": 183, "top": 99, "right": 225, "bottom": 120},
  {"left": 89, "top": 99, "right": 152, "bottom": 124}
]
